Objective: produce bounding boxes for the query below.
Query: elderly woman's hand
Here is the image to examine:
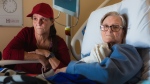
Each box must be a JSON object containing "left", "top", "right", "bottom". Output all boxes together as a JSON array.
[{"left": 55, "top": 67, "right": 67, "bottom": 74}]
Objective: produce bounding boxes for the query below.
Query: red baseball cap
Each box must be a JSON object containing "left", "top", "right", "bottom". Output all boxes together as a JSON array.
[{"left": 27, "top": 3, "right": 54, "bottom": 18}]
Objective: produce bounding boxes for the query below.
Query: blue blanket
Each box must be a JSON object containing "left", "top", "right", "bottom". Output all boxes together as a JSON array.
[{"left": 46, "top": 72, "right": 96, "bottom": 84}]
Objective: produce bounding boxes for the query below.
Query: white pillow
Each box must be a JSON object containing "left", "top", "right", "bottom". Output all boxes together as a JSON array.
[
  {"left": 81, "top": 0, "right": 150, "bottom": 57},
  {"left": 120, "top": 0, "right": 150, "bottom": 47}
]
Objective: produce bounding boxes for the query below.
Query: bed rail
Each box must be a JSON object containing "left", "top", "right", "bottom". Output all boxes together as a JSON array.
[{"left": 0, "top": 60, "right": 39, "bottom": 66}]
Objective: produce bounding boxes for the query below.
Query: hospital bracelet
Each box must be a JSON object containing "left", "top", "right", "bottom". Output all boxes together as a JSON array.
[{"left": 46, "top": 52, "right": 55, "bottom": 59}]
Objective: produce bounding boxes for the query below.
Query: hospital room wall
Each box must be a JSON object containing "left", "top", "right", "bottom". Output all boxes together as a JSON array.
[{"left": 0, "top": 0, "right": 121, "bottom": 59}]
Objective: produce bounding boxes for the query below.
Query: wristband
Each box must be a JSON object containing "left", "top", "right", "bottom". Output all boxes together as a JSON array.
[{"left": 46, "top": 52, "right": 55, "bottom": 59}]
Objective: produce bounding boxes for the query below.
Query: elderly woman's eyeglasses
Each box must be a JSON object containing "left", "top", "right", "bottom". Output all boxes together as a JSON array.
[{"left": 100, "top": 25, "right": 123, "bottom": 32}]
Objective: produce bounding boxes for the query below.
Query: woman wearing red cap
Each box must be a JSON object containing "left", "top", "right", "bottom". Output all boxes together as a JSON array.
[{"left": 2, "top": 3, "right": 71, "bottom": 74}]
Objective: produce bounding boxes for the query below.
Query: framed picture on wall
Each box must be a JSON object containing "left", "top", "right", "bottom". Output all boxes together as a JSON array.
[{"left": 0, "top": 0, "right": 23, "bottom": 26}]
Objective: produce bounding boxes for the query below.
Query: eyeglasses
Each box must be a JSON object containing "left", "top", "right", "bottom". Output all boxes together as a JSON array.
[{"left": 100, "top": 25, "right": 123, "bottom": 32}]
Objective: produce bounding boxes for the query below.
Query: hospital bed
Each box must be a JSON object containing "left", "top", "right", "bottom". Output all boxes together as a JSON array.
[
  {"left": 71, "top": 0, "right": 150, "bottom": 83},
  {"left": 0, "top": 0, "right": 150, "bottom": 83}
]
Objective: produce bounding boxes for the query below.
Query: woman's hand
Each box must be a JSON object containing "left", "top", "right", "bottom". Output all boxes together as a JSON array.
[
  {"left": 27, "top": 50, "right": 51, "bottom": 72},
  {"left": 35, "top": 49, "right": 50, "bottom": 57},
  {"left": 34, "top": 49, "right": 61, "bottom": 70},
  {"left": 28, "top": 49, "right": 61, "bottom": 71},
  {"left": 48, "top": 57, "right": 60, "bottom": 70},
  {"left": 38, "top": 55, "right": 51, "bottom": 72},
  {"left": 55, "top": 67, "right": 67, "bottom": 74}
]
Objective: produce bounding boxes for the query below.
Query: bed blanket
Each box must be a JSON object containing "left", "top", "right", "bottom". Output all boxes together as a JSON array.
[
  {"left": 0, "top": 68, "right": 95, "bottom": 84},
  {"left": 46, "top": 72, "right": 96, "bottom": 84},
  {"left": 0, "top": 68, "right": 51, "bottom": 84}
]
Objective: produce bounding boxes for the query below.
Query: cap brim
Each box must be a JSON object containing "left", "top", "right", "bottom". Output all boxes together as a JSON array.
[
  {"left": 26, "top": 12, "right": 51, "bottom": 18},
  {"left": 26, "top": 13, "right": 33, "bottom": 17}
]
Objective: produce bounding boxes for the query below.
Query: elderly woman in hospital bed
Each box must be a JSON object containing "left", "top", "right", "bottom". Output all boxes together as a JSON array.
[
  {"left": 80, "top": 11, "right": 126, "bottom": 63},
  {"left": 55, "top": 11, "right": 142, "bottom": 84}
]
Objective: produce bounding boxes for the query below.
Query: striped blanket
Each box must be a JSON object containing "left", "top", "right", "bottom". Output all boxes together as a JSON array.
[{"left": 0, "top": 68, "right": 51, "bottom": 84}]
